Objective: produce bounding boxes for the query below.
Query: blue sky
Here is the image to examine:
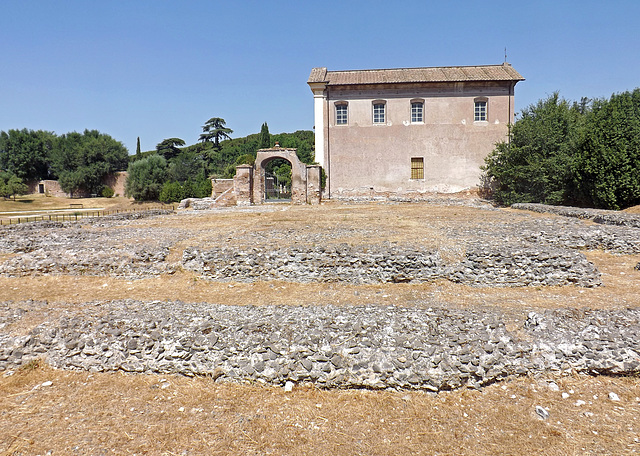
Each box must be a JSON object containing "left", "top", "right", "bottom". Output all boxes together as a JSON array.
[{"left": 1, "top": 1, "right": 638, "bottom": 154}]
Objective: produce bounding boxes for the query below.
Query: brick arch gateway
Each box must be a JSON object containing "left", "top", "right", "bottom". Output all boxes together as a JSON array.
[{"left": 233, "top": 144, "right": 322, "bottom": 205}]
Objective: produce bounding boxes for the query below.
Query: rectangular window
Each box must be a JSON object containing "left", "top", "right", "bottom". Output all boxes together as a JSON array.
[
  {"left": 411, "top": 157, "right": 424, "bottom": 179},
  {"left": 474, "top": 100, "right": 487, "bottom": 121},
  {"left": 411, "top": 102, "right": 423, "bottom": 123},
  {"left": 336, "top": 104, "right": 348, "bottom": 125},
  {"left": 373, "top": 103, "right": 386, "bottom": 124}
]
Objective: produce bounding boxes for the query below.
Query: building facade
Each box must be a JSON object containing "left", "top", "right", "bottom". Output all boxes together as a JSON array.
[{"left": 308, "top": 63, "right": 524, "bottom": 197}]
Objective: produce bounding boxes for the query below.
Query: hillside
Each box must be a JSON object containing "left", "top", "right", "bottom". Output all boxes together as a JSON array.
[{"left": 134, "top": 129, "right": 314, "bottom": 179}]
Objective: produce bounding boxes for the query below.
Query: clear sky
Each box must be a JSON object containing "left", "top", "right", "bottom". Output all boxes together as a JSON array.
[{"left": 1, "top": 0, "right": 638, "bottom": 154}]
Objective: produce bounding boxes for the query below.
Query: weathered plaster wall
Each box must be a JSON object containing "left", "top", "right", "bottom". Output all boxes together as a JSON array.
[
  {"left": 28, "top": 180, "right": 69, "bottom": 197},
  {"left": 28, "top": 172, "right": 129, "bottom": 198},
  {"left": 103, "top": 171, "right": 127, "bottom": 197},
  {"left": 323, "top": 81, "right": 514, "bottom": 196}
]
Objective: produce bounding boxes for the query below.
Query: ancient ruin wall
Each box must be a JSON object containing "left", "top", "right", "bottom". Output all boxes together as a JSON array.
[{"left": 2, "top": 301, "right": 639, "bottom": 391}]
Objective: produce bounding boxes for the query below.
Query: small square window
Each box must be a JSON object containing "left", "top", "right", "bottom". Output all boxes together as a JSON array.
[
  {"left": 411, "top": 102, "right": 423, "bottom": 123},
  {"left": 411, "top": 157, "right": 424, "bottom": 179},
  {"left": 474, "top": 100, "right": 487, "bottom": 121},
  {"left": 373, "top": 103, "right": 386, "bottom": 124},
  {"left": 336, "top": 104, "right": 348, "bottom": 125}
]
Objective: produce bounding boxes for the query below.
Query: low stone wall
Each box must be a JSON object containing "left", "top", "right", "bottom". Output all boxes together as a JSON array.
[
  {"left": 511, "top": 203, "right": 640, "bottom": 229},
  {"left": 0, "top": 210, "right": 176, "bottom": 278},
  {"left": 449, "top": 244, "right": 600, "bottom": 287},
  {"left": 182, "top": 243, "right": 601, "bottom": 287},
  {"left": 2, "top": 301, "right": 639, "bottom": 391},
  {"left": 211, "top": 179, "right": 234, "bottom": 198}
]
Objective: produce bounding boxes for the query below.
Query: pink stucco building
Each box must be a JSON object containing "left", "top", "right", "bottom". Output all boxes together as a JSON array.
[{"left": 308, "top": 63, "right": 524, "bottom": 198}]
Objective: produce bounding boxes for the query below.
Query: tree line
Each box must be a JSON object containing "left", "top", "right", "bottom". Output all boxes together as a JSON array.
[
  {"left": 126, "top": 119, "right": 315, "bottom": 202},
  {"left": 0, "top": 118, "right": 316, "bottom": 202},
  {"left": 483, "top": 88, "right": 640, "bottom": 210},
  {"left": 0, "top": 129, "right": 128, "bottom": 198}
]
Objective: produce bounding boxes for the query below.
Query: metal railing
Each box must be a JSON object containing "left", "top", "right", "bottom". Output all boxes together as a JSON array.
[{"left": 0, "top": 205, "right": 176, "bottom": 226}]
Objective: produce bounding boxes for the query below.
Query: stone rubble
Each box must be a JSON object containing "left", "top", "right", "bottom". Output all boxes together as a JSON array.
[
  {"left": 2, "top": 205, "right": 639, "bottom": 287},
  {"left": 511, "top": 202, "right": 640, "bottom": 229},
  {"left": 2, "top": 300, "right": 639, "bottom": 391},
  {"left": 182, "top": 242, "right": 601, "bottom": 287},
  {"left": 0, "top": 211, "right": 177, "bottom": 278},
  {"left": 1, "top": 203, "right": 639, "bottom": 390}
]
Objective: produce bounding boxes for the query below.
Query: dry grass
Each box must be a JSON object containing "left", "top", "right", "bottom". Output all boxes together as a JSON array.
[
  {"left": 0, "top": 194, "right": 172, "bottom": 222},
  {"left": 2, "top": 200, "right": 640, "bottom": 454},
  {"left": 1, "top": 363, "right": 639, "bottom": 455}
]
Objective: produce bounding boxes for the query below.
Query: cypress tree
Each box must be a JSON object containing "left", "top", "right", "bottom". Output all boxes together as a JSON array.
[
  {"left": 259, "top": 122, "right": 270, "bottom": 149},
  {"left": 136, "top": 137, "right": 141, "bottom": 157}
]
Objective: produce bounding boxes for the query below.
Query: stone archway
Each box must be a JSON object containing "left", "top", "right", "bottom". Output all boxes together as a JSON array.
[{"left": 233, "top": 143, "right": 322, "bottom": 205}]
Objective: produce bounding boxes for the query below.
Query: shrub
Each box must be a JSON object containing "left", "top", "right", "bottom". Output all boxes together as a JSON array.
[
  {"left": 159, "top": 181, "right": 185, "bottom": 203},
  {"left": 125, "top": 155, "right": 168, "bottom": 201},
  {"left": 101, "top": 186, "right": 115, "bottom": 198}
]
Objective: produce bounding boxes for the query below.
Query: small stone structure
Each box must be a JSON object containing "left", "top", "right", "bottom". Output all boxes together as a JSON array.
[
  {"left": 213, "top": 144, "right": 322, "bottom": 206},
  {"left": 28, "top": 180, "right": 68, "bottom": 197},
  {"left": 27, "top": 172, "right": 128, "bottom": 198}
]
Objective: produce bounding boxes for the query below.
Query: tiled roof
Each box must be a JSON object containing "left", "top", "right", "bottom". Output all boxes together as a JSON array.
[{"left": 308, "top": 64, "right": 524, "bottom": 85}]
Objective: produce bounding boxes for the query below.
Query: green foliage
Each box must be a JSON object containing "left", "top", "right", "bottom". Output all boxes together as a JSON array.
[
  {"left": 235, "top": 154, "right": 255, "bottom": 165},
  {"left": 197, "top": 176, "right": 212, "bottom": 197},
  {"left": 156, "top": 138, "right": 186, "bottom": 160},
  {"left": 125, "top": 155, "right": 168, "bottom": 201},
  {"left": 159, "top": 181, "right": 184, "bottom": 203},
  {"left": 259, "top": 122, "right": 270, "bottom": 149},
  {"left": 199, "top": 117, "right": 233, "bottom": 148},
  {"left": 0, "top": 172, "right": 29, "bottom": 200},
  {"left": 201, "top": 128, "right": 314, "bottom": 179},
  {"left": 483, "top": 93, "right": 582, "bottom": 206},
  {"left": 136, "top": 137, "right": 141, "bottom": 157},
  {"left": 271, "top": 130, "right": 315, "bottom": 164},
  {"left": 0, "top": 129, "right": 56, "bottom": 180},
  {"left": 167, "top": 149, "right": 207, "bottom": 183},
  {"left": 207, "top": 134, "right": 259, "bottom": 177},
  {"left": 101, "top": 186, "right": 115, "bottom": 198},
  {"left": 158, "top": 175, "right": 211, "bottom": 203},
  {"left": 50, "top": 129, "right": 129, "bottom": 195},
  {"left": 265, "top": 158, "right": 292, "bottom": 192},
  {"left": 572, "top": 89, "right": 640, "bottom": 209},
  {"left": 483, "top": 89, "right": 640, "bottom": 210}
]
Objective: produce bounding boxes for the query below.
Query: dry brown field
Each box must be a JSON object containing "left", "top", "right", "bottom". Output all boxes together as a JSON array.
[{"left": 1, "top": 198, "right": 640, "bottom": 455}]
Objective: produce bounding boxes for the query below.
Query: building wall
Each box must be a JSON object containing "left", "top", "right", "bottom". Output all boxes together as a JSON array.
[
  {"left": 322, "top": 81, "right": 515, "bottom": 195},
  {"left": 103, "top": 171, "right": 128, "bottom": 197},
  {"left": 28, "top": 172, "right": 129, "bottom": 198},
  {"left": 28, "top": 180, "right": 69, "bottom": 197}
]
